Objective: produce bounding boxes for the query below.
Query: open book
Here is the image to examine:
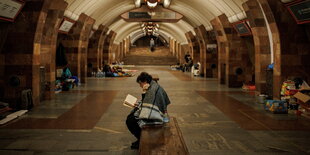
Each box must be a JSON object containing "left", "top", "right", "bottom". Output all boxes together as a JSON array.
[{"left": 123, "top": 94, "right": 138, "bottom": 108}]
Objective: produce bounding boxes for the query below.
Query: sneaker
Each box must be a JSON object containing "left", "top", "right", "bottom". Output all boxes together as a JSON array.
[{"left": 131, "top": 140, "right": 139, "bottom": 149}]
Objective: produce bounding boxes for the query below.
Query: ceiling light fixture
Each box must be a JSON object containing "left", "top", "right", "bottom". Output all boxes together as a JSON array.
[
  {"left": 145, "top": 0, "right": 160, "bottom": 9},
  {"left": 147, "top": 1, "right": 158, "bottom": 8},
  {"left": 163, "top": 0, "right": 171, "bottom": 8},
  {"left": 134, "top": 0, "right": 142, "bottom": 8},
  {"left": 140, "top": 22, "right": 160, "bottom": 36}
]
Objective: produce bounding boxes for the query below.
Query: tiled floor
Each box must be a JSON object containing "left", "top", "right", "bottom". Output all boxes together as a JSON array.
[{"left": 1, "top": 66, "right": 310, "bottom": 154}]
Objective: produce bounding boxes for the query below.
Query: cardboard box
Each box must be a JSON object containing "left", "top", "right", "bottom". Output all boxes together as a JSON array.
[
  {"left": 265, "top": 100, "right": 288, "bottom": 114},
  {"left": 294, "top": 88, "right": 310, "bottom": 103}
]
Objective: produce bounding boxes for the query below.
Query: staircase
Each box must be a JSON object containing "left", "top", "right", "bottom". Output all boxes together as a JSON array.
[{"left": 123, "top": 46, "right": 178, "bottom": 65}]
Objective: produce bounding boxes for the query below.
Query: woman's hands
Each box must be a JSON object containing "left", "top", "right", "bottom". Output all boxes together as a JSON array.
[{"left": 134, "top": 101, "right": 142, "bottom": 108}]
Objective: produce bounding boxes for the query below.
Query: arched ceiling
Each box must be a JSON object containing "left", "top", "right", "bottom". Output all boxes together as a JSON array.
[
  {"left": 64, "top": 0, "right": 248, "bottom": 44},
  {"left": 109, "top": 19, "right": 191, "bottom": 43}
]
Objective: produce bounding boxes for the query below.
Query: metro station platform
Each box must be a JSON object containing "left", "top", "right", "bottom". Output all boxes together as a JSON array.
[{"left": 1, "top": 66, "right": 310, "bottom": 154}]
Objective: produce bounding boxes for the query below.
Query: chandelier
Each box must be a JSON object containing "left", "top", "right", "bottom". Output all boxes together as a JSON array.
[
  {"left": 134, "top": 0, "right": 171, "bottom": 8},
  {"left": 141, "top": 22, "right": 159, "bottom": 35},
  {"left": 145, "top": 0, "right": 160, "bottom": 8}
]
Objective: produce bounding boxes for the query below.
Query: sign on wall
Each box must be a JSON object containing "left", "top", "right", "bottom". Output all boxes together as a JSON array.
[
  {"left": 58, "top": 17, "right": 76, "bottom": 34},
  {"left": 232, "top": 20, "right": 252, "bottom": 36},
  {"left": 129, "top": 12, "right": 176, "bottom": 19},
  {"left": 287, "top": 0, "right": 310, "bottom": 24},
  {"left": 0, "top": 0, "right": 25, "bottom": 22},
  {"left": 281, "top": 0, "right": 303, "bottom": 5}
]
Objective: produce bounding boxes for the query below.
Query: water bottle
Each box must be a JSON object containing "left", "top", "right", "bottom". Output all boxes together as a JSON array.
[{"left": 163, "top": 110, "right": 169, "bottom": 123}]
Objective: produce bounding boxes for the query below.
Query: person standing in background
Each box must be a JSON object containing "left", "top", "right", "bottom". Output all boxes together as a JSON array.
[
  {"left": 150, "top": 38, "right": 155, "bottom": 52},
  {"left": 184, "top": 52, "right": 191, "bottom": 63}
]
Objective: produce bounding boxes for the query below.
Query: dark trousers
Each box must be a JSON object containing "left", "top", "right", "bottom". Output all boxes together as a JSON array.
[{"left": 126, "top": 112, "right": 141, "bottom": 140}]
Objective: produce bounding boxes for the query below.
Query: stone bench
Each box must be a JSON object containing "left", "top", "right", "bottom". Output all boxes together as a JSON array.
[{"left": 139, "top": 117, "right": 189, "bottom": 155}]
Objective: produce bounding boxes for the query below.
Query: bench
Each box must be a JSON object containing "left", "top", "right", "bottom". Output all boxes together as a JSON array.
[
  {"left": 151, "top": 74, "right": 159, "bottom": 82},
  {"left": 139, "top": 117, "right": 189, "bottom": 155}
]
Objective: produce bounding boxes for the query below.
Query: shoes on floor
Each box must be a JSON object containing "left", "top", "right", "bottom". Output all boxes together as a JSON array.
[{"left": 131, "top": 140, "right": 139, "bottom": 149}]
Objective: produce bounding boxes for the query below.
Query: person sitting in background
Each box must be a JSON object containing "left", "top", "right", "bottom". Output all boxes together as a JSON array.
[
  {"left": 182, "top": 57, "right": 193, "bottom": 72},
  {"left": 184, "top": 52, "right": 191, "bottom": 63},
  {"left": 102, "top": 64, "right": 114, "bottom": 77},
  {"left": 61, "top": 64, "right": 79, "bottom": 89}
]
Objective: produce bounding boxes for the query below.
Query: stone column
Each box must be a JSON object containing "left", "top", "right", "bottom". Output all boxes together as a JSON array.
[
  {"left": 1, "top": 0, "right": 67, "bottom": 107},
  {"left": 206, "top": 30, "right": 218, "bottom": 78},
  {"left": 176, "top": 42, "right": 180, "bottom": 60},
  {"left": 88, "top": 25, "right": 108, "bottom": 75},
  {"left": 122, "top": 39, "right": 127, "bottom": 57},
  {"left": 127, "top": 37, "right": 131, "bottom": 54},
  {"left": 185, "top": 31, "right": 200, "bottom": 63},
  {"left": 98, "top": 27, "right": 109, "bottom": 67},
  {"left": 80, "top": 15, "right": 95, "bottom": 83},
  {"left": 103, "top": 31, "right": 116, "bottom": 64},
  {"left": 119, "top": 42, "right": 123, "bottom": 61},
  {"left": 113, "top": 44, "right": 120, "bottom": 62},
  {"left": 178, "top": 43, "right": 182, "bottom": 63},
  {"left": 258, "top": 0, "right": 310, "bottom": 99},
  {"left": 211, "top": 14, "right": 253, "bottom": 87},
  {"left": 195, "top": 25, "right": 218, "bottom": 78},
  {"left": 41, "top": 0, "right": 67, "bottom": 100},
  {"left": 170, "top": 40, "right": 173, "bottom": 55},
  {"left": 173, "top": 40, "right": 176, "bottom": 56},
  {"left": 180, "top": 44, "right": 190, "bottom": 64},
  {"left": 243, "top": 0, "right": 271, "bottom": 95},
  {"left": 194, "top": 26, "right": 206, "bottom": 77},
  {"left": 60, "top": 13, "right": 95, "bottom": 83},
  {"left": 124, "top": 38, "right": 130, "bottom": 56}
]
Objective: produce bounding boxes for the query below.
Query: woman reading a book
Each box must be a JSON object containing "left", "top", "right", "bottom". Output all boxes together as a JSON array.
[{"left": 126, "top": 72, "right": 171, "bottom": 149}]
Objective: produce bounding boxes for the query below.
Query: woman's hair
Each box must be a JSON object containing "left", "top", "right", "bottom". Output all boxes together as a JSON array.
[{"left": 136, "top": 72, "right": 153, "bottom": 83}]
